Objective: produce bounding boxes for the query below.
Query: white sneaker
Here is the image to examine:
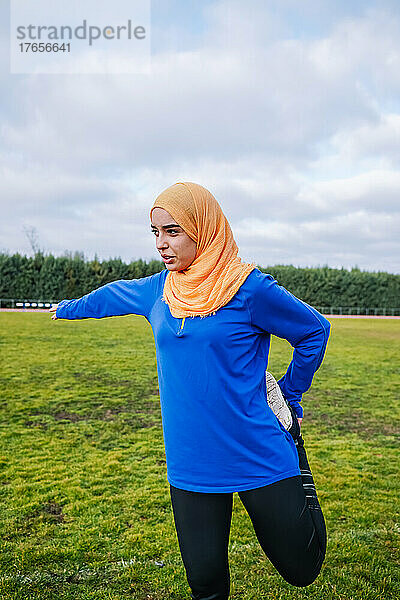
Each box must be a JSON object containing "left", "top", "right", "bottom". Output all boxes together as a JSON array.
[{"left": 265, "top": 371, "right": 293, "bottom": 430}]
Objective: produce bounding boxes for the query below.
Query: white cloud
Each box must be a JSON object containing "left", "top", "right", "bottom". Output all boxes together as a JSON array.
[
  {"left": 1, "top": 0, "right": 400, "bottom": 273},
  {"left": 307, "top": 7, "right": 400, "bottom": 94}
]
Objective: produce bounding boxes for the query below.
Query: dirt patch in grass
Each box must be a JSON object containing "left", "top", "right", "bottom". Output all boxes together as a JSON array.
[
  {"left": 305, "top": 408, "right": 400, "bottom": 439},
  {"left": 53, "top": 410, "right": 87, "bottom": 422},
  {"left": 14, "top": 502, "right": 66, "bottom": 535},
  {"left": 50, "top": 406, "right": 161, "bottom": 429},
  {"left": 72, "top": 371, "right": 137, "bottom": 388},
  {"left": 24, "top": 419, "right": 48, "bottom": 429},
  {"left": 102, "top": 407, "right": 125, "bottom": 420},
  {"left": 97, "top": 398, "right": 160, "bottom": 420},
  {"left": 24, "top": 408, "right": 161, "bottom": 429},
  {"left": 41, "top": 501, "right": 65, "bottom": 523},
  {"left": 26, "top": 388, "right": 161, "bottom": 428}
]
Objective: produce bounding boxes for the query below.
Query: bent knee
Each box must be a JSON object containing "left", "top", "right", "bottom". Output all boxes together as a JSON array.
[
  {"left": 282, "top": 561, "right": 323, "bottom": 587},
  {"left": 286, "top": 572, "right": 319, "bottom": 587}
]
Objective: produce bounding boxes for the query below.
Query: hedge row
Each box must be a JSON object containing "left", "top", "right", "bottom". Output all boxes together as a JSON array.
[{"left": 0, "top": 252, "right": 399, "bottom": 308}]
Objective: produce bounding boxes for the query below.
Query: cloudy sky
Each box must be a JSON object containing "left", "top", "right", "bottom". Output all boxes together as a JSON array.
[{"left": 1, "top": 0, "right": 400, "bottom": 273}]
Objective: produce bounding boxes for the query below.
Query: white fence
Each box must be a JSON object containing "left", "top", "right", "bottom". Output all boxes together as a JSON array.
[
  {"left": 314, "top": 306, "right": 400, "bottom": 316},
  {"left": 0, "top": 298, "right": 56, "bottom": 309}
]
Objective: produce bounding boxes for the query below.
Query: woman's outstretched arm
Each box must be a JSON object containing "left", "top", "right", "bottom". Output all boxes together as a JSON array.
[
  {"left": 249, "top": 270, "right": 331, "bottom": 419},
  {"left": 49, "top": 272, "right": 164, "bottom": 321}
]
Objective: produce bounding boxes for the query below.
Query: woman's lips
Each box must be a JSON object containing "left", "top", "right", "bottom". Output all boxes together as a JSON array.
[{"left": 161, "top": 256, "right": 175, "bottom": 264}]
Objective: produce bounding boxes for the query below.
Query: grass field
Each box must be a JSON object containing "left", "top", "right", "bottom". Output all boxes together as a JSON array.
[{"left": 0, "top": 313, "right": 399, "bottom": 600}]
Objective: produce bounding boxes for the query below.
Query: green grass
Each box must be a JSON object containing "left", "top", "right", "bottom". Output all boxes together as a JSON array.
[{"left": 0, "top": 314, "right": 399, "bottom": 599}]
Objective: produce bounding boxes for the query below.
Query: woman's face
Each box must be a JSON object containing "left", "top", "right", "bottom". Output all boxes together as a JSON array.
[{"left": 151, "top": 208, "right": 197, "bottom": 272}]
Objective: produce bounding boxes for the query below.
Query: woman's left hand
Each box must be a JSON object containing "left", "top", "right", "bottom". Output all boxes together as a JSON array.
[{"left": 297, "top": 418, "right": 303, "bottom": 427}]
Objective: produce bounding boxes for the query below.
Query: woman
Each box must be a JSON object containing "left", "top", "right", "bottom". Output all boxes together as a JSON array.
[{"left": 50, "top": 182, "right": 331, "bottom": 600}]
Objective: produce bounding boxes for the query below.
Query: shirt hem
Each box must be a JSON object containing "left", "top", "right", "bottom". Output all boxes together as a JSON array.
[{"left": 167, "top": 467, "right": 301, "bottom": 493}]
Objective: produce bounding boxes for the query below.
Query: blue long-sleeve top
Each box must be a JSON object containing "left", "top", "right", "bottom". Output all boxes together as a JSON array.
[{"left": 56, "top": 268, "right": 330, "bottom": 493}]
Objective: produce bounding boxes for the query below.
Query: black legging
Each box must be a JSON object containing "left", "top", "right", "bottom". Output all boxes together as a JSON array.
[{"left": 170, "top": 472, "right": 326, "bottom": 600}]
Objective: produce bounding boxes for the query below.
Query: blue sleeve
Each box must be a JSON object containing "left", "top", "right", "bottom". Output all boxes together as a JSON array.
[
  {"left": 248, "top": 270, "right": 331, "bottom": 418},
  {"left": 55, "top": 272, "right": 164, "bottom": 321}
]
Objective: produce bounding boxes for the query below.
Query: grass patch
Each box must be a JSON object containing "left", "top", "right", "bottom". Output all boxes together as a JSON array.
[{"left": 0, "top": 314, "right": 399, "bottom": 599}]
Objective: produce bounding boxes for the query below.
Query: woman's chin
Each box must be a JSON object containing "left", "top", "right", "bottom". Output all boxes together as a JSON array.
[
  {"left": 165, "top": 260, "right": 193, "bottom": 272},
  {"left": 165, "top": 263, "right": 179, "bottom": 271}
]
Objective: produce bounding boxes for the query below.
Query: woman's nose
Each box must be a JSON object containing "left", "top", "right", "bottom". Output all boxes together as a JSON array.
[{"left": 156, "top": 234, "right": 168, "bottom": 250}]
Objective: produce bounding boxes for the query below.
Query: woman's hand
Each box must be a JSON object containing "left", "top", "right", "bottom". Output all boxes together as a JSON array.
[
  {"left": 298, "top": 417, "right": 303, "bottom": 427},
  {"left": 49, "top": 304, "right": 59, "bottom": 320}
]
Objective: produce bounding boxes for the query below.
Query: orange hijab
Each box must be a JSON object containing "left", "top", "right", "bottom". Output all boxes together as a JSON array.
[{"left": 150, "top": 182, "right": 256, "bottom": 318}]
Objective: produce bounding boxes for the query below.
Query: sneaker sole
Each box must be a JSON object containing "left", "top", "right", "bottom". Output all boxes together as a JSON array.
[{"left": 265, "top": 371, "right": 293, "bottom": 430}]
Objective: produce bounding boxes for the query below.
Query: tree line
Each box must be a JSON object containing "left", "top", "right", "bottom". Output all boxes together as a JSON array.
[
  {"left": 259, "top": 264, "right": 399, "bottom": 309},
  {"left": 0, "top": 251, "right": 399, "bottom": 308}
]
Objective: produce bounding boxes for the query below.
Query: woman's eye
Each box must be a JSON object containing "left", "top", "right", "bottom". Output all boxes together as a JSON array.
[{"left": 167, "top": 229, "right": 178, "bottom": 235}]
